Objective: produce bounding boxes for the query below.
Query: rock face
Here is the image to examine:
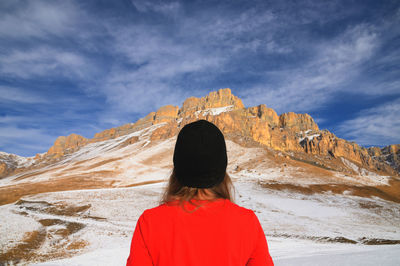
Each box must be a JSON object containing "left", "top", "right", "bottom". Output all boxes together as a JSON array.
[
  {"left": 179, "top": 88, "right": 244, "bottom": 117},
  {"left": 247, "top": 104, "right": 279, "bottom": 127},
  {"left": 368, "top": 144, "right": 400, "bottom": 173},
  {"left": 279, "top": 112, "right": 319, "bottom": 132},
  {"left": 154, "top": 105, "right": 179, "bottom": 123},
  {"left": 1, "top": 88, "right": 399, "bottom": 177},
  {"left": 0, "top": 152, "right": 36, "bottom": 178},
  {"left": 47, "top": 134, "right": 88, "bottom": 158}
]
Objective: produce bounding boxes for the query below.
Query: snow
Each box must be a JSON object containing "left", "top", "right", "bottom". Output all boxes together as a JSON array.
[
  {"left": 0, "top": 123, "right": 170, "bottom": 187},
  {"left": 1, "top": 122, "right": 400, "bottom": 265},
  {"left": 273, "top": 241, "right": 400, "bottom": 266},
  {"left": 341, "top": 157, "right": 359, "bottom": 172},
  {"left": 1, "top": 178, "right": 399, "bottom": 265},
  {"left": 299, "top": 134, "right": 321, "bottom": 143},
  {"left": 0, "top": 151, "right": 37, "bottom": 168},
  {"left": 0, "top": 205, "right": 42, "bottom": 251},
  {"left": 340, "top": 157, "right": 389, "bottom": 184},
  {"left": 194, "top": 105, "right": 234, "bottom": 116}
]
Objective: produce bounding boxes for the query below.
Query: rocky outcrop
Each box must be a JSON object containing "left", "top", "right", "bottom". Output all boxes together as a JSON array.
[
  {"left": 47, "top": 134, "right": 88, "bottom": 158},
  {"left": 298, "top": 131, "right": 398, "bottom": 175},
  {"left": 0, "top": 162, "right": 9, "bottom": 178},
  {"left": 178, "top": 88, "right": 244, "bottom": 117},
  {"left": 1, "top": 88, "right": 399, "bottom": 178},
  {"left": 247, "top": 104, "right": 279, "bottom": 127},
  {"left": 0, "top": 152, "right": 36, "bottom": 178},
  {"left": 92, "top": 123, "right": 137, "bottom": 142},
  {"left": 368, "top": 144, "right": 400, "bottom": 173},
  {"left": 279, "top": 112, "right": 319, "bottom": 132},
  {"left": 154, "top": 105, "right": 179, "bottom": 123}
]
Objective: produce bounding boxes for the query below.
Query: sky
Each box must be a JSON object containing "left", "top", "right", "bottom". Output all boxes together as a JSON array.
[{"left": 0, "top": 0, "right": 399, "bottom": 157}]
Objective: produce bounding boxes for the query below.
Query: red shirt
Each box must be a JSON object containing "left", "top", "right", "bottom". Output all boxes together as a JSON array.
[{"left": 126, "top": 198, "right": 274, "bottom": 266}]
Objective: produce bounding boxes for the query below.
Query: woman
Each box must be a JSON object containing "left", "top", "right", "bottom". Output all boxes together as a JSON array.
[{"left": 127, "top": 119, "right": 274, "bottom": 265}]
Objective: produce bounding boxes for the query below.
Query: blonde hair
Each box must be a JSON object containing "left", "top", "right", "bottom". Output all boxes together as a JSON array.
[{"left": 159, "top": 168, "right": 235, "bottom": 213}]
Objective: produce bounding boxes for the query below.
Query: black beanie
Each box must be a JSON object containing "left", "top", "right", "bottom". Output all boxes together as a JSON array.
[{"left": 173, "top": 119, "right": 228, "bottom": 188}]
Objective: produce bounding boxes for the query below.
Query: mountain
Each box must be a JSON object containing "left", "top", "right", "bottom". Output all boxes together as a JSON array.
[
  {"left": 1, "top": 89, "right": 400, "bottom": 265},
  {"left": 1, "top": 88, "right": 398, "bottom": 178},
  {"left": 0, "top": 88, "right": 399, "bottom": 205}
]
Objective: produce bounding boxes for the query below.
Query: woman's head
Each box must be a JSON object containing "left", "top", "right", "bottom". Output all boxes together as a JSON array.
[{"left": 160, "top": 120, "right": 235, "bottom": 208}]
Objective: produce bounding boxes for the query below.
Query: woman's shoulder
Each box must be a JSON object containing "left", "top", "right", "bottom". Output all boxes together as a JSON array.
[
  {"left": 225, "top": 200, "right": 257, "bottom": 218},
  {"left": 141, "top": 199, "right": 255, "bottom": 219}
]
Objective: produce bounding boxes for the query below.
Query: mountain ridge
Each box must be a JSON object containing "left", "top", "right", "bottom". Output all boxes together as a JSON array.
[{"left": 0, "top": 88, "right": 399, "bottom": 178}]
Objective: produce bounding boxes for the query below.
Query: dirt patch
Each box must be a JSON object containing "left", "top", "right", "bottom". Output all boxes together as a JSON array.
[
  {"left": 39, "top": 218, "right": 65, "bottom": 227},
  {"left": 0, "top": 176, "right": 114, "bottom": 206},
  {"left": 66, "top": 240, "right": 88, "bottom": 250},
  {"left": 360, "top": 237, "right": 400, "bottom": 245},
  {"left": 84, "top": 157, "right": 123, "bottom": 170},
  {"left": 271, "top": 233, "right": 400, "bottom": 245},
  {"left": 0, "top": 224, "right": 87, "bottom": 265},
  {"left": 139, "top": 148, "right": 173, "bottom": 166},
  {"left": 84, "top": 215, "right": 107, "bottom": 221},
  {"left": 17, "top": 199, "right": 91, "bottom": 217},
  {"left": 53, "top": 222, "right": 85, "bottom": 238},
  {"left": 289, "top": 155, "right": 336, "bottom": 172},
  {"left": 259, "top": 178, "right": 400, "bottom": 203},
  {"left": 271, "top": 233, "right": 357, "bottom": 244},
  {"left": 358, "top": 201, "right": 382, "bottom": 209},
  {"left": 38, "top": 219, "right": 86, "bottom": 237},
  {"left": 0, "top": 229, "right": 46, "bottom": 264},
  {"left": 14, "top": 170, "right": 48, "bottom": 181},
  {"left": 66, "top": 222, "right": 85, "bottom": 235},
  {"left": 124, "top": 179, "right": 165, "bottom": 187}
]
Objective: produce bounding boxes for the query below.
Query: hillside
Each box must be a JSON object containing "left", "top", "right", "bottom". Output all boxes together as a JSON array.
[
  {"left": 0, "top": 88, "right": 399, "bottom": 207},
  {"left": 1, "top": 89, "right": 400, "bottom": 265},
  {"left": 1, "top": 88, "right": 399, "bottom": 179}
]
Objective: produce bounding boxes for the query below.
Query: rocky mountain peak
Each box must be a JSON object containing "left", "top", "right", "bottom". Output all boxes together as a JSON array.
[
  {"left": 47, "top": 133, "right": 88, "bottom": 158},
  {"left": 247, "top": 104, "right": 279, "bottom": 127},
  {"left": 368, "top": 144, "right": 400, "bottom": 173},
  {"left": 1, "top": 88, "right": 399, "bottom": 178},
  {"left": 279, "top": 112, "right": 319, "bottom": 132},
  {"left": 179, "top": 88, "right": 244, "bottom": 116}
]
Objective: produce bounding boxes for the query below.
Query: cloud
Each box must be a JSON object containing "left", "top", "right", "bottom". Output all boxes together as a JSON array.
[
  {"left": 1, "top": 0, "right": 399, "bottom": 154},
  {"left": 239, "top": 23, "right": 379, "bottom": 113},
  {"left": 131, "top": 0, "right": 181, "bottom": 16},
  {"left": 92, "top": 20, "right": 229, "bottom": 117},
  {"left": 0, "top": 47, "right": 95, "bottom": 80},
  {"left": 0, "top": 0, "right": 80, "bottom": 39},
  {"left": 0, "top": 126, "right": 57, "bottom": 156},
  {"left": 0, "top": 86, "right": 47, "bottom": 104},
  {"left": 336, "top": 98, "right": 400, "bottom": 146}
]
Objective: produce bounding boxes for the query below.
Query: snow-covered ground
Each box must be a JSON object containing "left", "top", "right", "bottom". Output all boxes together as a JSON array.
[{"left": 1, "top": 177, "right": 399, "bottom": 265}]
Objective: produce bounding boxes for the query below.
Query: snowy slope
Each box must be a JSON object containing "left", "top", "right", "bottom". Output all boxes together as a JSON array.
[{"left": 1, "top": 177, "right": 399, "bottom": 265}]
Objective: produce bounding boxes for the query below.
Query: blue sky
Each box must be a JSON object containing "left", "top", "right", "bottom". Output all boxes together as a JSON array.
[{"left": 0, "top": 0, "right": 399, "bottom": 157}]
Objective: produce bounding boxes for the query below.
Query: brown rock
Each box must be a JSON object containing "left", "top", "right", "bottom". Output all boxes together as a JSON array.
[
  {"left": 368, "top": 144, "right": 400, "bottom": 174},
  {"left": 120, "top": 135, "right": 140, "bottom": 148},
  {"left": 47, "top": 133, "right": 88, "bottom": 158},
  {"left": 154, "top": 105, "right": 179, "bottom": 124},
  {"left": 150, "top": 121, "right": 179, "bottom": 141},
  {"left": 247, "top": 104, "right": 279, "bottom": 127},
  {"left": 179, "top": 88, "right": 244, "bottom": 117},
  {"left": 0, "top": 162, "right": 8, "bottom": 178},
  {"left": 7, "top": 88, "right": 397, "bottom": 179},
  {"left": 279, "top": 112, "right": 319, "bottom": 132}
]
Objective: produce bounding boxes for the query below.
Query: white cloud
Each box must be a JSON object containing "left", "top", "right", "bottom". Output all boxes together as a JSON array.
[
  {"left": 239, "top": 23, "right": 379, "bottom": 113},
  {"left": 0, "top": 86, "right": 46, "bottom": 104},
  {"left": 0, "top": 0, "right": 80, "bottom": 39},
  {"left": 131, "top": 0, "right": 181, "bottom": 16},
  {"left": 0, "top": 126, "right": 57, "bottom": 156},
  {"left": 0, "top": 47, "right": 94, "bottom": 79},
  {"left": 336, "top": 99, "right": 400, "bottom": 146},
  {"left": 91, "top": 22, "right": 228, "bottom": 116}
]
